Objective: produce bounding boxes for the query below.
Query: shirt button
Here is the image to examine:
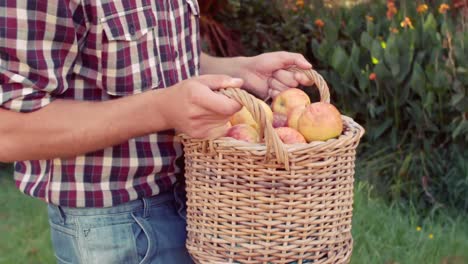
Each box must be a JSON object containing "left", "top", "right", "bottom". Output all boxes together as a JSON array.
[
  {"left": 129, "top": 24, "right": 135, "bottom": 35},
  {"left": 174, "top": 50, "right": 179, "bottom": 59}
]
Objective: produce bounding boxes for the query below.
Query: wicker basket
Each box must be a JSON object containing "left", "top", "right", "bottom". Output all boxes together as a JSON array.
[{"left": 179, "top": 68, "right": 365, "bottom": 264}]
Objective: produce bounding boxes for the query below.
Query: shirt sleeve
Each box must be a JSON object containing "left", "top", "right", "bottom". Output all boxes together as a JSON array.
[{"left": 0, "top": 1, "right": 79, "bottom": 113}]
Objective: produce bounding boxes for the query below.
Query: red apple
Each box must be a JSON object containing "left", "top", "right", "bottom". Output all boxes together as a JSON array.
[
  {"left": 275, "top": 127, "right": 307, "bottom": 144},
  {"left": 272, "top": 112, "right": 288, "bottom": 128},
  {"left": 297, "top": 102, "right": 343, "bottom": 142},
  {"left": 226, "top": 124, "right": 260, "bottom": 143},
  {"left": 271, "top": 88, "right": 310, "bottom": 116}
]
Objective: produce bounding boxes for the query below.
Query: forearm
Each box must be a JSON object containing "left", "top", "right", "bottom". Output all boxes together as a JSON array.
[
  {"left": 0, "top": 90, "right": 170, "bottom": 162},
  {"left": 200, "top": 52, "right": 247, "bottom": 77}
]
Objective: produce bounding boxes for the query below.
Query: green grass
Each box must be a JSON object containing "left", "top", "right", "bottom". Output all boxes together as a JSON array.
[
  {"left": 0, "top": 166, "right": 54, "bottom": 264},
  {"left": 1, "top": 167, "right": 467, "bottom": 264}
]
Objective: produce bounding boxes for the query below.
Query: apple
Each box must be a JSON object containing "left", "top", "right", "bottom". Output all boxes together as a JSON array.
[
  {"left": 297, "top": 102, "right": 343, "bottom": 142},
  {"left": 271, "top": 88, "right": 310, "bottom": 116},
  {"left": 272, "top": 112, "right": 288, "bottom": 128},
  {"left": 275, "top": 127, "right": 306, "bottom": 144},
  {"left": 226, "top": 124, "right": 260, "bottom": 143},
  {"left": 287, "top": 105, "right": 306, "bottom": 130},
  {"left": 230, "top": 107, "right": 258, "bottom": 130}
]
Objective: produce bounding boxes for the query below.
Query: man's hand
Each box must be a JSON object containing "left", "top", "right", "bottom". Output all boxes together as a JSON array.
[
  {"left": 159, "top": 75, "right": 243, "bottom": 139},
  {"left": 238, "top": 51, "right": 314, "bottom": 99},
  {"left": 200, "top": 51, "right": 315, "bottom": 100}
]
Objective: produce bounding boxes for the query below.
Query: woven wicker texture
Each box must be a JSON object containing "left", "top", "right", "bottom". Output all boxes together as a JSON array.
[{"left": 180, "top": 68, "right": 365, "bottom": 264}]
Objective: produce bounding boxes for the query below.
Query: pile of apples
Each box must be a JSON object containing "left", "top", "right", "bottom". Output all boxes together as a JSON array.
[{"left": 225, "top": 88, "right": 343, "bottom": 144}]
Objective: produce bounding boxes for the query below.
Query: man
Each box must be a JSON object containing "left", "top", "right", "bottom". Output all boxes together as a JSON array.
[{"left": 0, "top": 1, "right": 313, "bottom": 263}]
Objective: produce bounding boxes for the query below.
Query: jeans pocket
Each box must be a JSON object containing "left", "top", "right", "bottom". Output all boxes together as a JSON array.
[
  {"left": 81, "top": 221, "right": 141, "bottom": 264},
  {"left": 131, "top": 213, "right": 158, "bottom": 264},
  {"left": 48, "top": 221, "right": 78, "bottom": 264}
]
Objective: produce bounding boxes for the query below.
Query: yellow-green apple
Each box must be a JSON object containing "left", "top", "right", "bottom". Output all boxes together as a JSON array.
[
  {"left": 230, "top": 107, "right": 258, "bottom": 130},
  {"left": 297, "top": 102, "right": 343, "bottom": 142},
  {"left": 272, "top": 113, "right": 288, "bottom": 128},
  {"left": 275, "top": 127, "right": 306, "bottom": 144},
  {"left": 271, "top": 88, "right": 310, "bottom": 116},
  {"left": 287, "top": 105, "right": 306, "bottom": 130},
  {"left": 226, "top": 124, "right": 260, "bottom": 143}
]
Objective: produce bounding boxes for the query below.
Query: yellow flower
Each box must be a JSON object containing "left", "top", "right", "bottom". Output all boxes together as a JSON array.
[
  {"left": 314, "top": 19, "right": 325, "bottom": 28},
  {"left": 366, "top": 15, "right": 374, "bottom": 22},
  {"left": 429, "top": 233, "right": 434, "bottom": 239},
  {"left": 381, "top": 41, "right": 387, "bottom": 49},
  {"left": 416, "top": 226, "right": 422, "bottom": 231},
  {"left": 438, "top": 4, "right": 450, "bottom": 14},
  {"left": 372, "top": 57, "right": 379, "bottom": 65},
  {"left": 417, "top": 4, "right": 429, "bottom": 14},
  {"left": 400, "top": 17, "right": 414, "bottom": 29},
  {"left": 296, "top": 0, "right": 304, "bottom": 8}
]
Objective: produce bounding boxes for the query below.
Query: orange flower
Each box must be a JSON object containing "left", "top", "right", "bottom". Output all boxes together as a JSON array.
[
  {"left": 400, "top": 17, "right": 414, "bottom": 29},
  {"left": 387, "top": 1, "right": 398, "bottom": 19},
  {"left": 369, "top": 73, "right": 377, "bottom": 81},
  {"left": 296, "top": 0, "right": 304, "bottom": 8},
  {"left": 390, "top": 27, "right": 399, "bottom": 33},
  {"left": 438, "top": 3, "right": 450, "bottom": 14},
  {"left": 366, "top": 15, "right": 374, "bottom": 22},
  {"left": 314, "top": 19, "right": 325, "bottom": 28},
  {"left": 417, "top": 4, "right": 428, "bottom": 14}
]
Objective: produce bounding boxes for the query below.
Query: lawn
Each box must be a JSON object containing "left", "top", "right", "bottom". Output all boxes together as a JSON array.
[{"left": 1, "top": 167, "right": 467, "bottom": 264}]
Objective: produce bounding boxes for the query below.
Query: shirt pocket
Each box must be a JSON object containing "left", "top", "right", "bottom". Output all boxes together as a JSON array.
[{"left": 100, "top": 5, "right": 160, "bottom": 96}]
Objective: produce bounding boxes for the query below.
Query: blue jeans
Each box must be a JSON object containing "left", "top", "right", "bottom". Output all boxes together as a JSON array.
[{"left": 47, "top": 183, "right": 194, "bottom": 264}]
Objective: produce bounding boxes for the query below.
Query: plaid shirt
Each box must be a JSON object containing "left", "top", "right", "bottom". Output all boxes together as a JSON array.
[{"left": 0, "top": 0, "right": 200, "bottom": 207}]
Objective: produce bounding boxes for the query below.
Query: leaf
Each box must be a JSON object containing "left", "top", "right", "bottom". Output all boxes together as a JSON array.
[
  {"left": 324, "top": 18, "right": 338, "bottom": 43},
  {"left": 372, "top": 119, "right": 393, "bottom": 140},
  {"left": 450, "top": 93, "right": 465, "bottom": 106},
  {"left": 452, "top": 120, "right": 468, "bottom": 139},
  {"left": 360, "top": 32, "right": 373, "bottom": 50},
  {"left": 409, "top": 63, "right": 426, "bottom": 96},
  {"left": 330, "top": 46, "right": 349, "bottom": 76},
  {"left": 371, "top": 40, "right": 383, "bottom": 60},
  {"left": 374, "top": 63, "right": 392, "bottom": 80},
  {"left": 398, "top": 154, "right": 413, "bottom": 178},
  {"left": 423, "top": 14, "right": 437, "bottom": 32}
]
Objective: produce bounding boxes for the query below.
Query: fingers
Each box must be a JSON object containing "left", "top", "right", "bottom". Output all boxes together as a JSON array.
[
  {"left": 275, "top": 51, "right": 312, "bottom": 69},
  {"left": 192, "top": 85, "right": 242, "bottom": 116},
  {"left": 294, "top": 72, "right": 315, "bottom": 86},
  {"left": 273, "top": 70, "right": 299, "bottom": 87},
  {"left": 204, "top": 122, "right": 231, "bottom": 140},
  {"left": 197, "top": 74, "right": 244, "bottom": 90},
  {"left": 269, "top": 78, "right": 289, "bottom": 93}
]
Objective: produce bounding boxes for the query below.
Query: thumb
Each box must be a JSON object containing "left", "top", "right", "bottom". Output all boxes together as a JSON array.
[{"left": 197, "top": 74, "right": 244, "bottom": 90}]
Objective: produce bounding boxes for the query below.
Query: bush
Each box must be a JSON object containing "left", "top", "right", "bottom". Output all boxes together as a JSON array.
[{"left": 219, "top": 0, "right": 468, "bottom": 213}]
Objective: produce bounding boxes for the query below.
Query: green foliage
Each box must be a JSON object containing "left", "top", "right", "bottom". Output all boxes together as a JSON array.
[{"left": 222, "top": 0, "right": 468, "bottom": 212}]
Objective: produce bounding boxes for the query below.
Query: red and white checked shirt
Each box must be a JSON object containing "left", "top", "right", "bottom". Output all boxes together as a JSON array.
[{"left": 0, "top": 0, "right": 200, "bottom": 207}]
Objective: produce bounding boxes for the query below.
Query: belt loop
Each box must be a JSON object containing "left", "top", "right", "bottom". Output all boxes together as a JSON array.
[{"left": 142, "top": 198, "right": 150, "bottom": 218}]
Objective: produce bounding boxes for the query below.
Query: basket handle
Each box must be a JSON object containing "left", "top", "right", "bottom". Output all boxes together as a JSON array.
[
  {"left": 287, "top": 67, "right": 331, "bottom": 103},
  {"left": 218, "top": 67, "right": 330, "bottom": 170}
]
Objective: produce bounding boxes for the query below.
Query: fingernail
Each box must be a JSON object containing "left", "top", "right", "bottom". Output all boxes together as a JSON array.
[{"left": 230, "top": 78, "right": 244, "bottom": 86}]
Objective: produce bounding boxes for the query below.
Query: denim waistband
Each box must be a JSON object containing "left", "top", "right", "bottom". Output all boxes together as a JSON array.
[{"left": 49, "top": 190, "right": 175, "bottom": 217}]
